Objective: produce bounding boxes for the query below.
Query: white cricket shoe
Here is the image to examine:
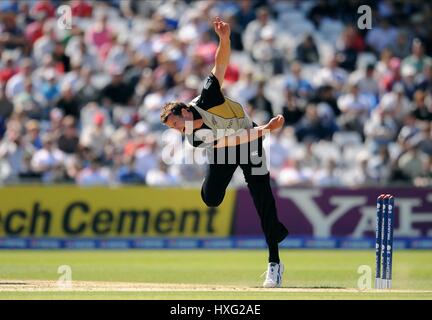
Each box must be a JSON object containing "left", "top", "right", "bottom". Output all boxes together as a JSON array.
[{"left": 262, "top": 262, "right": 284, "bottom": 288}]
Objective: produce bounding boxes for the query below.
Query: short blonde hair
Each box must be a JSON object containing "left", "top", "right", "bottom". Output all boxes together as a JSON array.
[{"left": 160, "top": 101, "right": 188, "bottom": 123}]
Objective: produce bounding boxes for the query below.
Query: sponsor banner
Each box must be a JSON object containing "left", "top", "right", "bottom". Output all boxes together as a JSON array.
[
  {"left": 0, "top": 186, "right": 235, "bottom": 238},
  {"left": 0, "top": 237, "right": 431, "bottom": 249},
  {"left": 234, "top": 187, "right": 432, "bottom": 238}
]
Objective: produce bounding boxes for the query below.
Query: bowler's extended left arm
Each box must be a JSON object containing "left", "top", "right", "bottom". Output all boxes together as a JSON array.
[
  {"left": 213, "top": 115, "right": 285, "bottom": 148},
  {"left": 211, "top": 17, "right": 231, "bottom": 87}
]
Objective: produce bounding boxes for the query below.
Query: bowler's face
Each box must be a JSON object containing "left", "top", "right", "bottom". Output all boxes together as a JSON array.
[{"left": 166, "top": 114, "right": 186, "bottom": 133}]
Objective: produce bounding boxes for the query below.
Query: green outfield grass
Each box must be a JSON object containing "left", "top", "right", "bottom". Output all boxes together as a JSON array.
[{"left": 0, "top": 250, "right": 431, "bottom": 299}]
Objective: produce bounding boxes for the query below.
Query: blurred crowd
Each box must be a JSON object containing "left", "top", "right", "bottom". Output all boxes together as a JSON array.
[{"left": 0, "top": 0, "right": 431, "bottom": 187}]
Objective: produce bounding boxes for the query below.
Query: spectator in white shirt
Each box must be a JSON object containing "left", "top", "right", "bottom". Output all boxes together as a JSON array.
[
  {"left": 177, "top": 9, "right": 209, "bottom": 44},
  {"left": 13, "top": 78, "right": 43, "bottom": 119},
  {"left": 348, "top": 154, "right": 375, "bottom": 187},
  {"left": 32, "top": 19, "right": 56, "bottom": 62},
  {"left": 76, "top": 158, "right": 111, "bottom": 186},
  {"left": 365, "top": 19, "right": 398, "bottom": 54},
  {"left": 226, "top": 68, "right": 257, "bottom": 107},
  {"left": 397, "top": 142, "right": 429, "bottom": 183},
  {"left": 31, "top": 133, "right": 65, "bottom": 183},
  {"left": 398, "top": 111, "right": 421, "bottom": 144},
  {"left": 252, "top": 25, "right": 284, "bottom": 76},
  {"left": 337, "top": 83, "right": 371, "bottom": 134},
  {"left": 146, "top": 159, "right": 178, "bottom": 186},
  {"left": 65, "top": 33, "right": 100, "bottom": 71},
  {"left": 313, "top": 159, "right": 342, "bottom": 187},
  {"left": 132, "top": 28, "right": 155, "bottom": 61},
  {"left": 367, "top": 145, "right": 393, "bottom": 184},
  {"left": 379, "top": 83, "right": 412, "bottom": 122},
  {"left": 364, "top": 107, "right": 398, "bottom": 152},
  {"left": 134, "top": 129, "right": 158, "bottom": 179},
  {"left": 314, "top": 55, "right": 348, "bottom": 91},
  {"left": 105, "top": 35, "right": 131, "bottom": 74},
  {"left": 348, "top": 63, "right": 379, "bottom": 99},
  {"left": 0, "top": 121, "right": 34, "bottom": 183},
  {"left": 277, "top": 159, "right": 312, "bottom": 187},
  {"left": 5, "top": 58, "right": 33, "bottom": 100},
  {"left": 80, "top": 111, "right": 112, "bottom": 160},
  {"left": 265, "top": 128, "right": 291, "bottom": 177},
  {"left": 243, "top": 7, "right": 277, "bottom": 53}
]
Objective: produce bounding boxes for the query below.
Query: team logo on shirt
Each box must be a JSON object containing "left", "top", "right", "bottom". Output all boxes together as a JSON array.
[
  {"left": 227, "top": 119, "right": 233, "bottom": 129},
  {"left": 211, "top": 116, "right": 218, "bottom": 126},
  {"left": 204, "top": 77, "right": 212, "bottom": 89}
]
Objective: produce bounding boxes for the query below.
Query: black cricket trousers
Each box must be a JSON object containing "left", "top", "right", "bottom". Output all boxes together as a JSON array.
[{"left": 200, "top": 138, "right": 288, "bottom": 245}]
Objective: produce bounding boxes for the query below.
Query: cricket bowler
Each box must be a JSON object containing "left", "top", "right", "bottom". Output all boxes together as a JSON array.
[{"left": 160, "top": 17, "right": 288, "bottom": 288}]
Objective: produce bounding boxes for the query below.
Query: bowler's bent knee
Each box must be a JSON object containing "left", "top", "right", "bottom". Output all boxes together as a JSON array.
[{"left": 201, "top": 187, "right": 225, "bottom": 207}]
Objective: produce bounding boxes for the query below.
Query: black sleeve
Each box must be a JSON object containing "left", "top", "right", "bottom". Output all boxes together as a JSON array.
[
  {"left": 186, "top": 129, "right": 218, "bottom": 149},
  {"left": 196, "top": 74, "right": 225, "bottom": 110}
]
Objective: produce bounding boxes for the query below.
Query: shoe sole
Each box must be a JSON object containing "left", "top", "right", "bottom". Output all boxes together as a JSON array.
[{"left": 263, "top": 263, "right": 284, "bottom": 288}]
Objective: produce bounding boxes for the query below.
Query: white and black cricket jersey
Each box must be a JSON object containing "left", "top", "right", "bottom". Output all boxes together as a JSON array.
[{"left": 186, "top": 73, "right": 254, "bottom": 148}]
